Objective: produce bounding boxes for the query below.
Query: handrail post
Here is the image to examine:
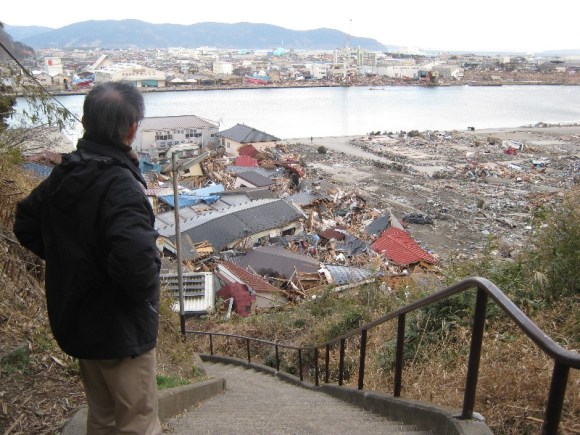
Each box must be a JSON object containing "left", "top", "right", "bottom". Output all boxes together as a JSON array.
[
  {"left": 394, "top": 313, "right": 406, "bottom": 397},
  {"left": 314, "top": 348, "right": 319, "bottom": 386},
  {"left": 358, "top": 329, "right": 367, "bottom": 390},
  {"left": 462, "top": 288, "right": 488, "bottom": 419},
  {"left": 338, "top": 338, "right": 346, "bottom": 386},
  {"left": 275, "top": 345, "right": 280, "bottom": 371},
  {"left": 246, "top": 338, "right": 251, "bottom": 363},
  {"left": 325, "top": 345, "right": 330, "bottom": 383},
  {"left": 541, "top": 361, "right": 570, "bottom": 435},
  {"left": 298, "top": 349, "right": 303, "bottom": 381},
  {"left": 209, "top": 334, "right": 213, "bottom": 355}
]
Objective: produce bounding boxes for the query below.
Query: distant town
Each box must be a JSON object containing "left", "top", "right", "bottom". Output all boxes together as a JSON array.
[{"left": 11, "top": 46, "right": 580, "bottom": 94}]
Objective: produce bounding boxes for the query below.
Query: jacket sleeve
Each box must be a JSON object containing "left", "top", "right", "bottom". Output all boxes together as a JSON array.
[
  {"left": 102, "top": 173, "right": 161, "bottom": 302},
  {"left": 14, "top": 182, "right": 47, "bottom": 259}
]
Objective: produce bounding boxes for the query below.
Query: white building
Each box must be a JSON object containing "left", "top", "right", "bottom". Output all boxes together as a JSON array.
[
  {"left": 212, "top": 62, "right": 233, "bottom": 75},
  {"left": 134, "top": 115, "right": 219, "bottom": 158},
  {"left": 306, "top": 63, "right": 329, "bottom": 80},
  {"left": 94, "top": 63, "right": 166, "bottom": 88},
  {"left": 376, "top": 65, "right": 421, "bottom": 79},
  {"left": 45, "top": 57, "right": 63, "bottom": 76},
  {"left": 432, "top": 64, "right": 464, "bottom": 80}
]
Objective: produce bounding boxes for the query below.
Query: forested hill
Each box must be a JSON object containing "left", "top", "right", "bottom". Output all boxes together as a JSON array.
[
  {"left": 5, "top": 20, "right": 389, "bottom": 51},
  {"left": 0, "top": 23, "right": 34, "bottom": 60}
]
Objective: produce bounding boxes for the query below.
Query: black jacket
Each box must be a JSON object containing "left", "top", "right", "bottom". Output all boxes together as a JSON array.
[{"left": 14, "top": 139, "right": 161, "bottom": 359}]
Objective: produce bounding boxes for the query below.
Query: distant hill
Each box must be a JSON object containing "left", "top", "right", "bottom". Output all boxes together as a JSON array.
[
  {"left": 4, "top": 24, "right": 53, "bottom": 41},
  {"left": 0, "top": 24, "right": 34, "bottom": 60},
  {"left": 5, "top": 20, "right": 389, "bottom": 51}
]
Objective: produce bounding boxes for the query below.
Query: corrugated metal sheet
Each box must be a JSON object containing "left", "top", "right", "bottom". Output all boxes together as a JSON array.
[{"left": 324, "top": 265, "right": 372, "bottom": 285}]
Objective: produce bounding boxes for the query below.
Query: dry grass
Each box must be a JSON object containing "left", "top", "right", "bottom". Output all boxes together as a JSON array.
[
  {"left": 0, "top": 159, "right": 203, "bottom": 434},
  {"left": 188, "top": 286, "right": 579, "bottom": 435}
]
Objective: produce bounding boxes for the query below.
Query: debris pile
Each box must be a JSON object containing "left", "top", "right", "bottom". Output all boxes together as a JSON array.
[{"left": 19, "top": 124, "right": 579, "bottom": 317}]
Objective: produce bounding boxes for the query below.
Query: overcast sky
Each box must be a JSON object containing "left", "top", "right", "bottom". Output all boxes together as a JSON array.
[{"left": 2, "top": 0, "right": 578, "bottom": 52}]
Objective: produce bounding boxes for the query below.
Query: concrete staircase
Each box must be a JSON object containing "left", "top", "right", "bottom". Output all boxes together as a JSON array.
[{"left": 164, "top": 361, "right": 432, "bottom": 434}]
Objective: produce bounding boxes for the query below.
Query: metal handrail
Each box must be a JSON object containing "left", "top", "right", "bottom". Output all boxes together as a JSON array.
[{"left": 186, "top": 276, "right": 579, "bottom": 435}]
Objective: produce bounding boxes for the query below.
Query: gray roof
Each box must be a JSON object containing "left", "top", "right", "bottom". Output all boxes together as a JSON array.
[
  {"left": 230, "top": 246, "right": 320, "bottom": 278},
  {"left": 216, "top": 123, "right": 280, "bottom": 143},
  {"left": 157, "top": 198, "right": 306, "bottom": 251},
  {"left": 139, "top": 115, "right": 218, "bottom": 131},
  {"left": 236, "top": 171, "right": 274, "bottom": 187}
]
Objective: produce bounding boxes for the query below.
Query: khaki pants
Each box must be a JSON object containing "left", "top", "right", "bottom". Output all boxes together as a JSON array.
[{"left": 79, "top": 348, "right": 162, "bottom": 435}]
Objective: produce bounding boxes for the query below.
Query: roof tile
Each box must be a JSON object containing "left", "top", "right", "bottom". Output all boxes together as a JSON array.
[{"left": 370, "top": 227, "right": 437, "bottom": 266}]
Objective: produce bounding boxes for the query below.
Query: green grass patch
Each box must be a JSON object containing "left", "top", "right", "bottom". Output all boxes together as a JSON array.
[{"left": 156, "top": 374, "right": 190, "bottom": 390}]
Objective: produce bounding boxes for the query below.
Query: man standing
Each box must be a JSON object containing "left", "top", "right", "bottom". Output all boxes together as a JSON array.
[{"left": 14, "top": 82, "right": 162, "bottom": 434}]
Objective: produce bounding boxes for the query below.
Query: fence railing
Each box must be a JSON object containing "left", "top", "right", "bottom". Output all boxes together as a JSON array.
[{"left": 186, "top": 276, "right": 579, "bottom": 435}]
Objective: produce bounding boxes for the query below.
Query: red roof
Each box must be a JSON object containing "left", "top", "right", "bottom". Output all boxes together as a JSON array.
[
  {"left": 235, "top": 155, "right": 259, "bottom": 167},
  {"left": 370, "top": 227, "right": 437, "bottom": 265},
  {"left": 217, "top": 261, "right": 279, "bottom": 293},
  {"left": 238, "top": 144, "right": 259, "bottom": 157}
]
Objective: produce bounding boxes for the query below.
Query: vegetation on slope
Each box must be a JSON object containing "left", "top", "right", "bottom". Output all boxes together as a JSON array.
[
  {"left": 188, "top": 187, "right": 579, "bottom": 434},
  {"left": 0, "top": 155, "right": 204, "bottom": 434}
]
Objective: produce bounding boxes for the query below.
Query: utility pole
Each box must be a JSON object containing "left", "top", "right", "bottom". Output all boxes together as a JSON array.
[{"left": 172, "top": 152, "right": 185, "bottom": 336}]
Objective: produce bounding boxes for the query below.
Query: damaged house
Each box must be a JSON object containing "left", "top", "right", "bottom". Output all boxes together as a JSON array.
[
  {"left": 214, "top": 261, "right": 287, "bottom": 317},
  {"left": 156, "top": 198, "right": 306, "bottom": 259},
  {"left": 216, "top": 123, "right": 280, "bottom": 157}
]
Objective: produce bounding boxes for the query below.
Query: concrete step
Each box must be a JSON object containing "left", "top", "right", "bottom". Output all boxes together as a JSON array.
[{"left": 164, "top": 361, "right": 432, "bottom": 434}]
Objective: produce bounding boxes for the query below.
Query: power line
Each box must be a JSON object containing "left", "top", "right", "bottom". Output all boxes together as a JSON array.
[{"left": 0, "top": 39, "right": 81, "bottom": 123}]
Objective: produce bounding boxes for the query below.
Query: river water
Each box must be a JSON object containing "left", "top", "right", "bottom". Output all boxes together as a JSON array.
[{"left": 20, "top": 85, "right": 580, "bottom": 140}]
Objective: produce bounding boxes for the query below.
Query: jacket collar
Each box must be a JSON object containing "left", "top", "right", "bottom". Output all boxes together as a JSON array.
[{"left": 76, "top": 139, "right": 147, "bottom": 188}]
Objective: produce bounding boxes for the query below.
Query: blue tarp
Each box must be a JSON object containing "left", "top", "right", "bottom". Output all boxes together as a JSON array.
[
  {"left": 159, "top": 195, "right": 201, "bottom": 208},
  {"left": 140, "top": 160, "right": 161, "bottom": 173},
  {"left": 159, "top": 194, "right": 220, "bottom": 209}
]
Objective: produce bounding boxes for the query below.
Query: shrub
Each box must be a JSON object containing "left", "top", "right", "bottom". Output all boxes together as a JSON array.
[
  {"left": 317, "top": 146, "right": 327, "bottom": 154},
  {"left": 522, "top": 188, "right": 579, "bottom": 301}
]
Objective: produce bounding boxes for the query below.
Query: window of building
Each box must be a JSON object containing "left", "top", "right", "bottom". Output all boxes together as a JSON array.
[{"left": 155, "top": 131, "right": 173, "bottom": 141}]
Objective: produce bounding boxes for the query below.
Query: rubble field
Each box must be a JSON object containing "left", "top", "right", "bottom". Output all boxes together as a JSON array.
[{"left": 284, "top": 124, "right": 580, "bottom": 262}]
